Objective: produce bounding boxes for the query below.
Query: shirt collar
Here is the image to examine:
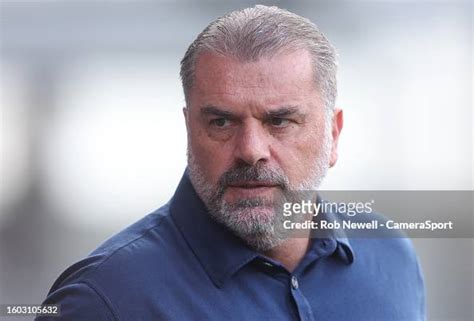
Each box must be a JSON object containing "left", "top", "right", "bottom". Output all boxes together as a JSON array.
[{"left": 170, "top": 170, "right": 354, "bottom": 287}]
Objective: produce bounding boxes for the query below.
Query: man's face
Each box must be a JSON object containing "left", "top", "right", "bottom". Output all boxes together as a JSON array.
[{"left": 184, "top": 49, "right": 342, "bottom": 250}]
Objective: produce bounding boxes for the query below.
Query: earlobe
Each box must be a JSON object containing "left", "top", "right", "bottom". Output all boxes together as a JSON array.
[{"left": 329, "top": 109, "right": 343, "bottom": 167}]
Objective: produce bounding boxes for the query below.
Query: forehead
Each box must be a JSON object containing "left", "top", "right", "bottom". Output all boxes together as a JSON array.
[{"left": 190, "top": 49, "right": 321, "bottom": 110}]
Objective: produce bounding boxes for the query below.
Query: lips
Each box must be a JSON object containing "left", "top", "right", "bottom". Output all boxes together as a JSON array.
[
  {"left": 224, "top": 181, "right": 279, "bottom": 202},
  {"left": 227, "top": 181, "right": 279, "bottom": 189}
]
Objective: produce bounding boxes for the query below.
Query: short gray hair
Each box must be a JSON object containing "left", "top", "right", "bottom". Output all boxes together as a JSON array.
[{"left": 180, "top": 5, "right": 338, "bottom": 112}]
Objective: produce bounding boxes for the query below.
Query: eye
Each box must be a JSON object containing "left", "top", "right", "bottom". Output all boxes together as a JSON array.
[
  {"left": 270, "top": 117, "right": 290, "bottom": 127},
  {"left": 210, "top": 118, "right": 230, "bottom": 128}
]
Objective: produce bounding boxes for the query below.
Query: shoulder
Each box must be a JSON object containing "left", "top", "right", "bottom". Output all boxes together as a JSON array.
[
  {"left": 50, "top": 203, "right": 176, "bottom": 288},
  {"left": 346, "top": 212, "right": 424, "bottom": 286},
  {"left": 333, "top": 211, "right": 425, "bottom": 319},
  {"left": 39, "top": 202, "right": 191, "bottom": 319},
  {"left": 36, "top": 281, "right": 118, "bottom": 321}
]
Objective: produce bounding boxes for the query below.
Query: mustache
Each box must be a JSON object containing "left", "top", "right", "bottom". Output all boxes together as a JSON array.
[{"left": 217, "top": 163, "right": 289, "bottom": 190}]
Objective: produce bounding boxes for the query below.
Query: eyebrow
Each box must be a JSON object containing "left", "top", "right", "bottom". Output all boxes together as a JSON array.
[
  {"left": 200, "top": 104, "right": 305, "bottom": 120},
  {"left": 200, "top": 105, "right": 238, "bottom": 118},
  {"left": 264, "top": 106, "right": 303, "bottom": 118}
]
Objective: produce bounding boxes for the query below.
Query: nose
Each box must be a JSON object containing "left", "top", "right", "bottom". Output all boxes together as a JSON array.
[{"left": 233, "top": 120, "right": 271, "bottom": 166}]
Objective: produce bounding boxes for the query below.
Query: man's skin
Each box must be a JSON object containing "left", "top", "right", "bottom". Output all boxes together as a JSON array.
[{"left": 184, "top": 49, "right": 343, "bottom": 272}]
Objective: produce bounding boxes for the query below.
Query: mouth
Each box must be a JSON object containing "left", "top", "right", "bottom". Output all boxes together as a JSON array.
[
  {"left": 223, "top": 181, "right": 280, "bottom": 201},
  {"left": 227, "top": 181, "right": 280, "bottom": 189}
]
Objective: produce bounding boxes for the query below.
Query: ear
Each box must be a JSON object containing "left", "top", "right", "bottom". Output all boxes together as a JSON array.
[
  {"left": 183, "top": 107, "right": 190, "bottom": 133},
  {"left": 329, "top": 108, "right": 343, "bottom": 167}
]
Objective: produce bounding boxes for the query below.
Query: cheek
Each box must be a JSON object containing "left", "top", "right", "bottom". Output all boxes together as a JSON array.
[
  {"left": 188, "top": 126, "right": 234, "bottom": 183},
  {"left": 273, "top": 141, "right": 313, "bottom": 179},
  {"left": 272, "top": 129, "right": 324, "bottom": 182}
]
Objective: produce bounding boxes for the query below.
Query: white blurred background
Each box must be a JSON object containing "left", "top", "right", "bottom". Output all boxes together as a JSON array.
[{"left": 0, "top": 1, "right": 472, "bottom": 320}]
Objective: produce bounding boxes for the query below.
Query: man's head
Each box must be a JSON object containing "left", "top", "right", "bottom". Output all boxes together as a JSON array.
[{"left": 181, "top": 5, "right": 343, "bottom": 251}]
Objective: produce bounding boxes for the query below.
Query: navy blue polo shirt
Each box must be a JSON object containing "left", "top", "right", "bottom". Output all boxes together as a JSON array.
[{"left": 37, "top": 171, "right": 425, "bottom": 321}]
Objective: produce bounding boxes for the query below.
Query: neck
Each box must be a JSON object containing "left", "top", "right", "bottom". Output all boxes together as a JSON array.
[{"left": 263, "top": 234, "right": 311, "bottom": 272}]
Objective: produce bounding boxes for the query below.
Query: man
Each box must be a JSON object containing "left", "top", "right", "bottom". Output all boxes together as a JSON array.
[{"left": 38, "top": 5, "right": 425, "bottom": 321}]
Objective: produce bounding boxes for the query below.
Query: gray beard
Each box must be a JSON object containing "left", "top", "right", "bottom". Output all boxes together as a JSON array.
[{"left": 187, "top": 130, "right": 331, "bottom": 251}]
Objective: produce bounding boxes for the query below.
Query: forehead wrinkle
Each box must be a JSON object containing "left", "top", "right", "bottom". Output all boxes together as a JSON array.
[
  {"left": 195, "top": 51, "right": 315, "bottom": 90},
  {"left": 191, "top": 50, "right": 323, "bottom": 114}
]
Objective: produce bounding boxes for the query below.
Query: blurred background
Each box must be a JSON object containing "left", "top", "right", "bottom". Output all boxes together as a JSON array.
[{"left": 0, "top": 1, "right": 472, "bottom": 320}]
